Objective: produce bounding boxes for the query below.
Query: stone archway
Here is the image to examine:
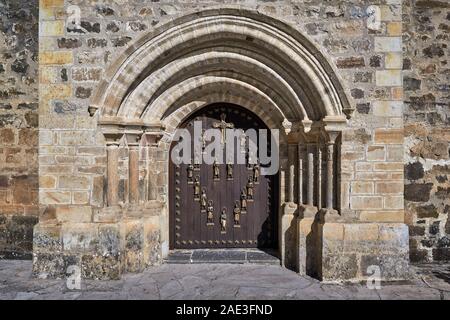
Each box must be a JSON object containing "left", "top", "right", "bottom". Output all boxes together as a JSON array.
[
  {"left": 33, "top": 8, "right": 358, "bottom": 281},
  {"left": 89, "top": 8, "right": 351, "bottom": 275}
]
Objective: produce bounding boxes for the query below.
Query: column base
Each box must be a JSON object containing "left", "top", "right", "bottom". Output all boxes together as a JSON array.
[
  {"left": 279, "top": 202, "right": 298, "bottom": 269},
  {"left": 32, "top": 203, "right": 164, "bottom": 280},
  {"left": 298, "top": 204, "right": 318, "bottom": 218},
  {"left": 295, "top": 216, "right": 410, "bottom": 282}
]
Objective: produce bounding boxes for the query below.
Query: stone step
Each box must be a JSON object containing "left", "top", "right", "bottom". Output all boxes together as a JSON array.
[{"left": 164, "top": 249, "right": 280, "bottom": 265}]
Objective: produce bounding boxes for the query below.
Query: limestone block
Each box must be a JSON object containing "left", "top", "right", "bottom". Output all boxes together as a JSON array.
[
  {"left": 40, "top": 21, "right": 65, "bottom": 37},
  {"left": 58, "top": 175, "right": 91, "bottom": 190},
  {"left": 383, "top": 196, "right": 404, "bottom": 209},
  {"left": 372, "top": 101, "right": 403, "bottom": 117},
  {"left": 97, "top": 224, "right": 121, "bottom": 256},
  {"left": 59, "top": 131, "right": 96, "bottom": 146},
  {"left": 323, "top": 223, "right": 344, "bottom": 241},
  {"left": 32, "top": 252, "right": 80, "bottom": 279},
  {"left": 321, "top": 222, "right": 409, "bottom": 281},
  {"left": 297, "top": 216, "right": 323, "bottom": 278},
  {"left": 376, "top": 70, "right": 402, "bottom": 86},
  {"left": 72, "top": 192, "right": 90, "bottom": 205},
  {"left": 351, "top": 181, "right": 374, "bottom": 194},
  {"left": 374, "top": 162, "right": 403, "bottom": 171},
  {"left": 374, "top": 37, "right": 402, "bottom": 52},
  {"left": 374, "top": 129, "right": 403, "bottom": 144},
  {"left": 375, "top": 182, "right": 403, "bottom": 194},
  {"left": 123, "top": 220, "right": 144, "bottom": 273},
  {"left": 39, "top": 176, "right": 56, "bottom": 189},
  {"left": 367, "top": 145, "right": 385, "bottom": 161},
  {"left": 143, "top": 216, "right": 161, "bottom": 266},
  {"left": 40, "top": 51, "right": 73, "bottom": 65},
  {"left": 322, "top": 253, "right": 358, "bottom": 281},
  {"left": 56, "top": 206, "right": 92, "bottom": 223},
  {"left": 344, "top": 223, "right": 379, "bottom": 241},
  {"left": 40, "top": 191, "right": 71, "bottom": 205},
  {"left": 351, "top": 196, "right": 383, "bottom": 210},
  {"left": 385, "top": 52, "right": 403, "bottom": 69},
  {"left": 41, "top": 0, "right": 65, "bottom": 9},
  {"left": 360, "top": 253, "right": 409, "bottom": 280},
  {"left": 81, "top": 254, "right": 122, "bottom": 280},
  {"left": 279, "top": 203, "right": 297, "bottom": 270},
  {"left": 387, "top": 22, "right": 402, "bottom": 36},
  {"left": 380, "top": 5, "right": 402, "bottom": 22},
  {"left": 61, "top": 222, "right": 98, "bottom": 251},
  {"left": 359, "top": 210, "right": 404, "bottom": 222},
  {"left": 33, "top": 223, "right": 62, "bottom": 252}
]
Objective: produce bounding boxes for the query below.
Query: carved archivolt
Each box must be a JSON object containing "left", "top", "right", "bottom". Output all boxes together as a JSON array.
[
  {"left": 93, "top": 8, "right": 350, "bottom": 215},
  {"left": 90, "top": 8, "right": 352, "bottom": 135}
]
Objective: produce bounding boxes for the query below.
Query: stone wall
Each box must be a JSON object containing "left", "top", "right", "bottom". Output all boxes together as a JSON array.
[
  {"left": 403, "top": 0, "right": 450, "bottom": 263},
  {"left": 33, "top": 0, "right": 411, "bottom": 281},
  {"left": 0, "top": 0, "right": 39, "bottom": 259},
  {"left": 38, "top": 0, "right": 406, "bottom": 217}
]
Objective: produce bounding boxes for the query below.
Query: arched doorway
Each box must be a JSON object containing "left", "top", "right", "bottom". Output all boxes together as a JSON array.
[{"left": 169, "top": 103, "right": 279, "bottom": 250}]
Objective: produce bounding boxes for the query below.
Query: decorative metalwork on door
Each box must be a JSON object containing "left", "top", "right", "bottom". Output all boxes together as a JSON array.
[{"left": 169, "top": 104, "right": 278, "bottom": 249}]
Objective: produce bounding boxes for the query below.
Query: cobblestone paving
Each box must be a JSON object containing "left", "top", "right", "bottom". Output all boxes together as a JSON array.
[{"left": 0, "top": 260, "right": 449, "bottom": 300}]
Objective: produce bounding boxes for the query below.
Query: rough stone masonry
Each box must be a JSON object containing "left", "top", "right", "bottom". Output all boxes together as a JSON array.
[{"left": 0, "top": 0, "right": 448, "bottom": 282}]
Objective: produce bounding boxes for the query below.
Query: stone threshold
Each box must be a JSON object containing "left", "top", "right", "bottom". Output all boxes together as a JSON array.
[{"left": 164, "top": 249, "right": 280, "bottom": 265}]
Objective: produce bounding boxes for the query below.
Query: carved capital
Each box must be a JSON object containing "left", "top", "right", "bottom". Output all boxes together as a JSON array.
[
  {"left": 323, "top": 115, "right": 347, "bottom": 134},
  {"left": 144, "top": 132, "right": 164, "bottom": 147},
  {"left": 325, "top": 131, "right": 341, "bottom": 144},
  {"left": 125, "top": 132, "right": 142, "bottom": 147},
  {"left": 103, "top": 132, "right": 124, "bottom": 146}
]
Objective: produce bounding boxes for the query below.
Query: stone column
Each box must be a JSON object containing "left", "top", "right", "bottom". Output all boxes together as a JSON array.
[
  {"left": 126, "top": 133, "right": 142, "bottom": 204},
  {"left": 280, "top": 170, "right": 286, "bottom": 204},
  {"left": 306, "top": 143, "right": 315, "bottom": 206},
  {"left": 106, "top": 141, "right": 121, "bottom": 207},
  {"left": 288, "top": 164, "right": 295, "bottom": 203},
  {"left": 317, "top": 145, "right": 322, "bottom": 210},
  {"left": 287, "top": 144, "right": 296, "bottom": 203},
  {"left": 144, "top": 132, "right": 163, "bottom": 201},
  {"left": 128, "top": 145, "right": 140, "bottom": 204},
  {"left": 298, "top": 145, "right": 303, "bottom": 206},
  {"left": 326, "top": 142, "right": 335, "bottom": 210}
]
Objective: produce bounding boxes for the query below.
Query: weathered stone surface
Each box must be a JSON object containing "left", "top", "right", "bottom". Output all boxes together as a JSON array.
[
  {"left": 405, "top": 162, "right": 424, "bottom": 180},
  {"left": 336, "top": 56, "right": 365, "bottom": 68},
  {"left": 404, "top": 0, "right": 450, "bottom": 263},
  {"left": 1, "top": 260, "right": 450, "bottom": 300},
  {"left": 0, "top": 0, "right": 445, "bottom": 283},
  {"left": 322, "top": 254, "right": 358, "bottom": 281},
  {"left": 405, "top": 183, "right": 433, "bottom": 202},
  {"left": 0, "top": 0, "right": 38, "bottom": 260}
]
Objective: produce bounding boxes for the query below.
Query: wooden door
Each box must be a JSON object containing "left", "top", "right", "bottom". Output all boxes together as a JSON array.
[{"left": 169, "top": 104, "right": 278, "bottom": 249}]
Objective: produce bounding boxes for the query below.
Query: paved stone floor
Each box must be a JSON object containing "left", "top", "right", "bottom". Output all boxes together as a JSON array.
[{"left": 0, "top": 260, "right": 449, "bottom": 300}]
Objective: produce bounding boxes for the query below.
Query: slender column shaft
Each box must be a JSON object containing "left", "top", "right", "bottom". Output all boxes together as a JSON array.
[
  {"left": 317, "top": 146, "right": 322, "bottom": 210},
  {"left": 129, "top": 145, "right": 140, "bottom": 204},
  {"left": 307, "top": 144, "right": 315, "bottom": 206},
  {"left": 148, "top": 147, "right": 157, "bottom": 201},
  {"left": 298, "top": 147, "right": 303, "bottom": 205},
  {"left": 326, "top": 142, "right": 335, "bottom": 209},
  {"left": 280, "top": 170, "right": 286, "bottom": 204},
  {"left": 107, "top": 145, "right": 119, "bottom": 206},
  {"left": 288, "top": 165, "right": 295, "bottom": 203}
]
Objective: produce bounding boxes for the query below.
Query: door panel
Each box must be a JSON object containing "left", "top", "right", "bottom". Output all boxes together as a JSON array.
[{"left": 169, "top": 104, "right": 278, "bottom": 249}]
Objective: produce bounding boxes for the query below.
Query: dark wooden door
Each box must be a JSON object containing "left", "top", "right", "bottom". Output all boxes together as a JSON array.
[{"left": 169, "top": 104, "right": 278, "bottom": 249}]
